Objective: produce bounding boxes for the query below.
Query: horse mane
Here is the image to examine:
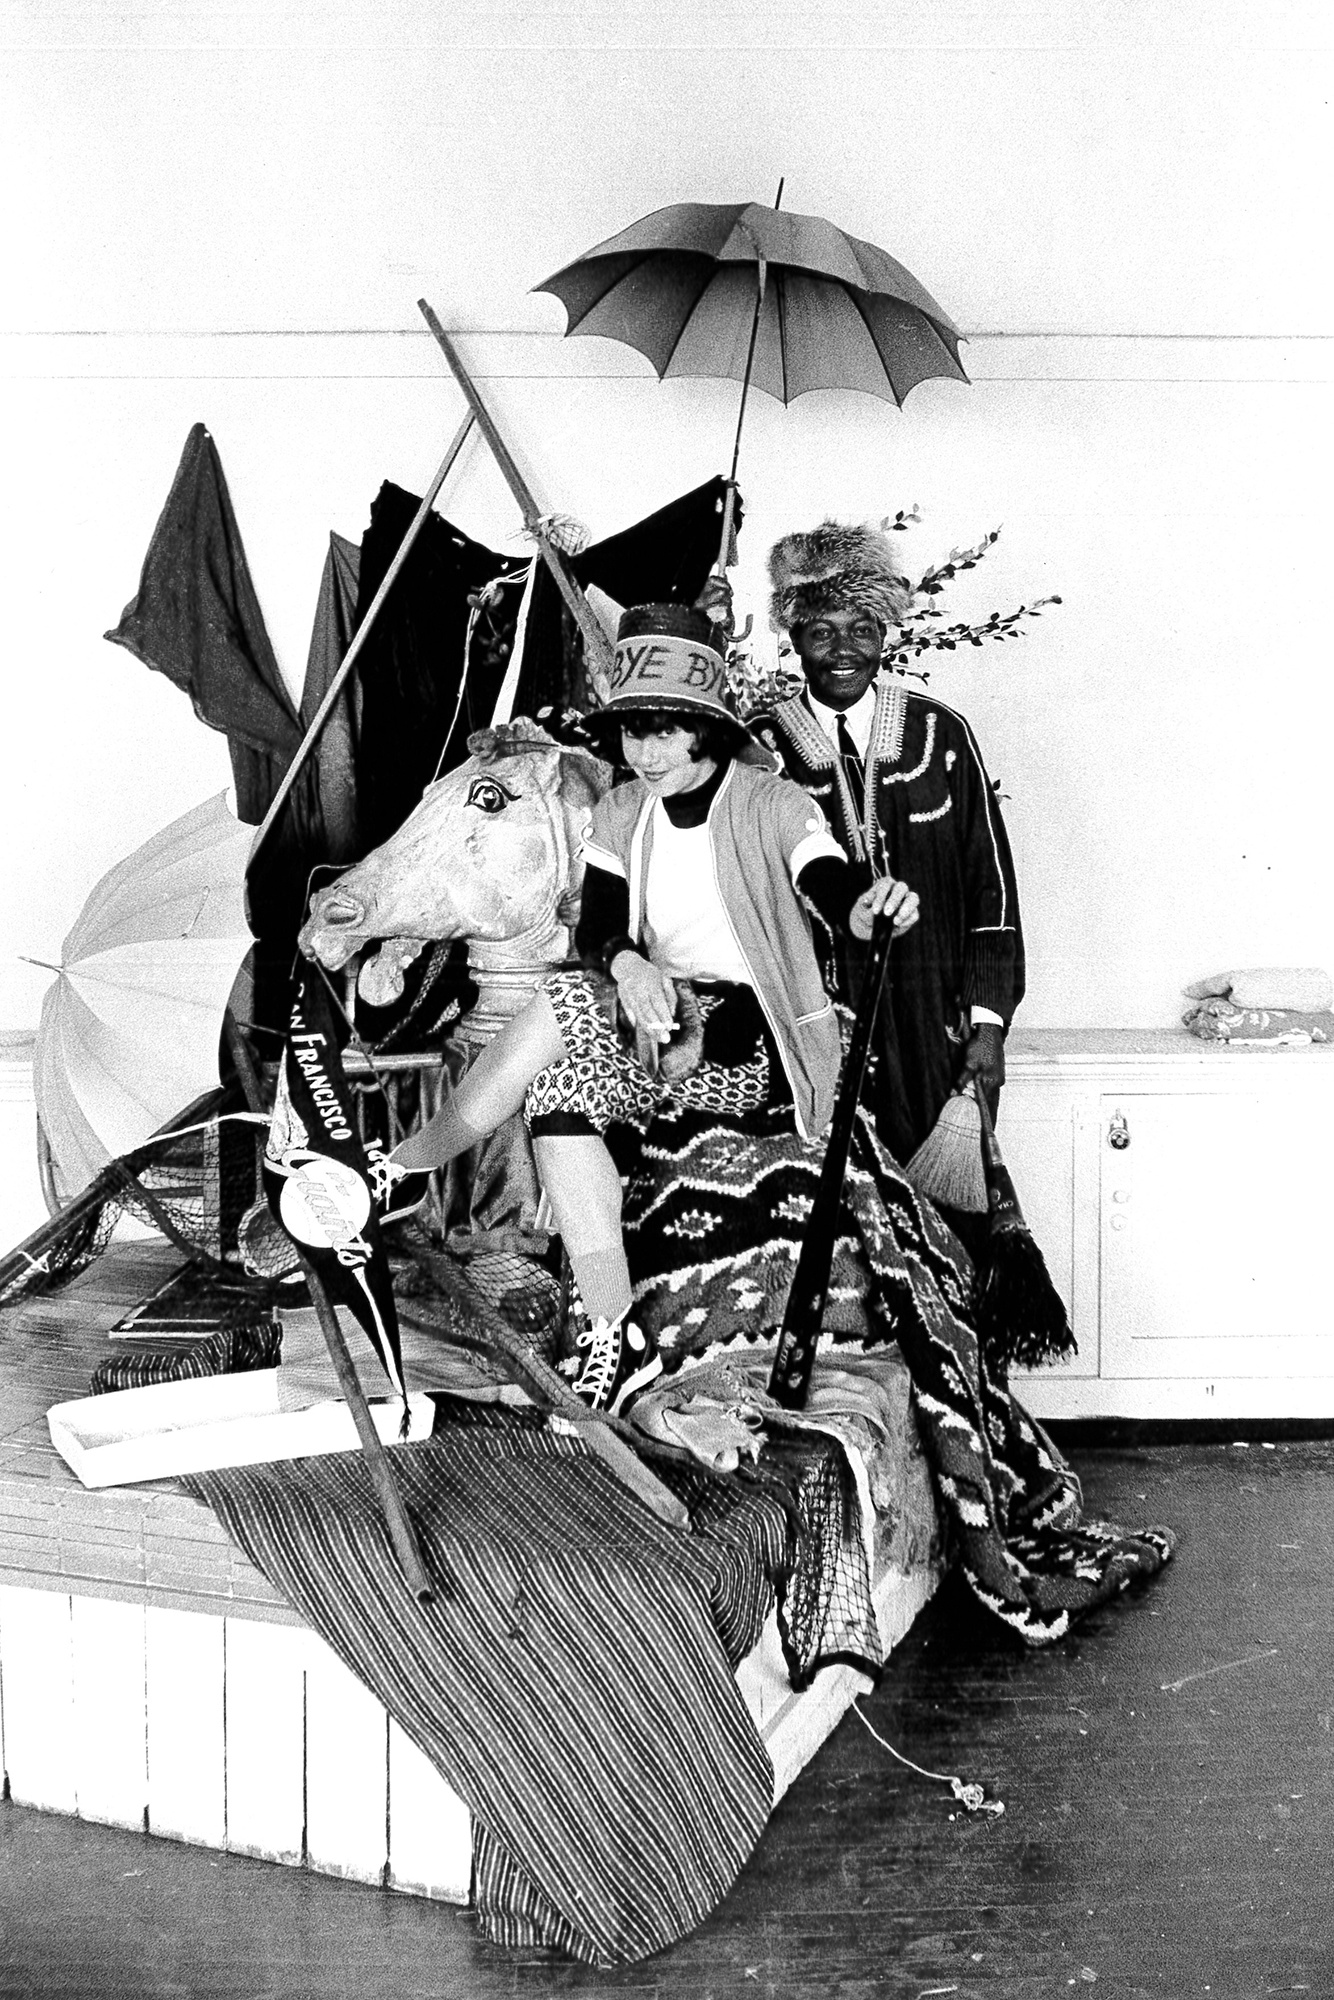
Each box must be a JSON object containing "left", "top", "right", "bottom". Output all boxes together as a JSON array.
[
  {"left": 466, "top": 716, "right": 612, "bottom": 800},
  {"left": 466, "top": 717, "right": 555, "bottom": 762}
]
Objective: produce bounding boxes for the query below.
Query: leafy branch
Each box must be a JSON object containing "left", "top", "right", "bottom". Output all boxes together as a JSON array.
[
  {"left": 886, "top": 596, "right": 1063, "bottom": 667},
  {"left": 724, "top": 513, "right": 1061, "bottom": 714}
]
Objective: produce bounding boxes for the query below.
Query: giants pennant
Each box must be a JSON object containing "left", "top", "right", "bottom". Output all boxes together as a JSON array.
[{"left": 263, "top": 966, "right": 418, "bottom": 1429}]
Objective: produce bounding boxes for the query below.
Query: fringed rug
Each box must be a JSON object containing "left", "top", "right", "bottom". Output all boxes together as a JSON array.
[{"left": 620, "top": 1094, "right": 1176, "bottom": 1647}]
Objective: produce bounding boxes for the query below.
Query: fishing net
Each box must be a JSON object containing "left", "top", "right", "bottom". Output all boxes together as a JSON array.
[{"left": 0, "top": 1093, "right": 268, "bottom": 1310}]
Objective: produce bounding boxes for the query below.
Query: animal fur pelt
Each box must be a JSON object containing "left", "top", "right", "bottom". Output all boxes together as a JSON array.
[{"left": 767, "top": 519, "right": 912, "bottom": 633}]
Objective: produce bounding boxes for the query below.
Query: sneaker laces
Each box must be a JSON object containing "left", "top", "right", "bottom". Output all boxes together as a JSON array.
[
  {"left": 366, "top": 1151, "right": 402, "bottom": 1204},
  {"left": 571, "top": 1314, "right": 623, "bottom": 1408}
]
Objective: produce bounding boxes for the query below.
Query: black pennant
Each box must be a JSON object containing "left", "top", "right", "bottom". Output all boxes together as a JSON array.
[{"left": 262, "top": 966, "right": 411, "bottom": 1428}]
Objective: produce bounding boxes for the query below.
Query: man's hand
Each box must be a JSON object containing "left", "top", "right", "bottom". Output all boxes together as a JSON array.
[
  {"left": 610, "top": 950, "right": 678, "bottom": 1044},
  {"left": 959, "top": 1022, "right": 1006, "bottom": 1121},
  {"left": 850, "top": 876, "right": 920, "bottom": 942}
]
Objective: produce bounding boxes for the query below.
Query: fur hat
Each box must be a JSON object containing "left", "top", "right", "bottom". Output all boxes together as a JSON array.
[{"left": 767, "top": 520, "right": 911, "bottom": 633}]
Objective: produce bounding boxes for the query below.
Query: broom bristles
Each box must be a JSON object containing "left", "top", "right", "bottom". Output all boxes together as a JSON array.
[
  {"left": 905, "top": 1092, "right": 988, "bottom": 1212},
  {"left": 976, "top": 1228, "right": 1076, "bottom": 1375}
]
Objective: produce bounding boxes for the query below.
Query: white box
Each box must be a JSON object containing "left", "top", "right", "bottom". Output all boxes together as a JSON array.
[{"left": 47, "top": 1369, "right": 435, "bottom": 1488}]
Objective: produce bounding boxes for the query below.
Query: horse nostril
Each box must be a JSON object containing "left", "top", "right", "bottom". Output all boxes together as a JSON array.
[{"left": 315, "top": 894, "right": 365, "bottom": 930}]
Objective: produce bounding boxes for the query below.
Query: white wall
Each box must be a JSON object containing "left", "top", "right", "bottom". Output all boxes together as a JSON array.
[{"left": 2, "top": 0, "right": 1331, "bottom": 1066}]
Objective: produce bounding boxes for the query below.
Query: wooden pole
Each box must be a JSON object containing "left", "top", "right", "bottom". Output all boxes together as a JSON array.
[
  {"left": 248, "top": 410, "right": 477, "bottom": 870},
  {"left": 299, "top": 1252, "right": 439, "bottom": 1604},
  {"left": 0, "top": 1088, "right": 222, "bottom": 1299},
  {"left": 401, "top": 1236, "right": 690, "bottom": 1530},
  {"left": 222, "top": 1012, "right": 439, "bottom": 1605},
  {"left": 416, "top": 301, "right": 616, "bottom": 688}
]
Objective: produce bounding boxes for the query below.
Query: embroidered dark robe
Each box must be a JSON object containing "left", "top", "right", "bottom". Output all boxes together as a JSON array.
[{"left": 753, "top": 678, "right": 1025, "bottom": 1164}]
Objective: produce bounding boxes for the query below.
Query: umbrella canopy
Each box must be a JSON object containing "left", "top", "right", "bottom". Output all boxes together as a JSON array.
[
  {"left": 535, "top": 199, "right": 969, "bottom": 409},
  {"left": 33, "top": 792, "right": 254, "bottom": 1194}
]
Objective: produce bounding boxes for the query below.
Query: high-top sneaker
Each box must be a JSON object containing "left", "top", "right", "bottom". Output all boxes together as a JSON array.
[{"left": 560, "top": 1310, "right": 661, "bottom": 1416}]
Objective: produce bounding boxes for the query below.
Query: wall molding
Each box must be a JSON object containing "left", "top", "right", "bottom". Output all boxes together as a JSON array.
[{"left": 3, "top": 332, "right": 1330, "bottom": 387}]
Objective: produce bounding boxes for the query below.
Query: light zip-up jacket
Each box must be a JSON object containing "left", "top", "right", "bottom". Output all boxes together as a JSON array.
[{"left": 582, "top": 761, "right": 846, "bottom": 1139}]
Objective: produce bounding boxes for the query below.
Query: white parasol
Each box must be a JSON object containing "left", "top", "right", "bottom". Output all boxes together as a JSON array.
[{"left": 30, "top": 792, "right": 255, "bottom": 1195}]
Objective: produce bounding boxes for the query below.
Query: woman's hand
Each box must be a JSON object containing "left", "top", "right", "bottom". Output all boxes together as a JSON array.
[
  {"left": 849, "top": 876, "right": 920, "bottom": 943},
  {"left": 610, "top": 950, "right": 678, "bottom": 1044}
]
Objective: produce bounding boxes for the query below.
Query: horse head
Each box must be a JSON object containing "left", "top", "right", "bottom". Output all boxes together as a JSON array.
[{"left": 298, "top": 717, "right": 612, "bottom": 1007}]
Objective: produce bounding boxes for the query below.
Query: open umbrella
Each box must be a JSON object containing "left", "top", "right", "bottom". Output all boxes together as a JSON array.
[
  {"left": 29, "top": 792, "right": 254, "bottom": 1195},
  {"left": 535, "top": 189, "right": 969, "bottom": 566}
]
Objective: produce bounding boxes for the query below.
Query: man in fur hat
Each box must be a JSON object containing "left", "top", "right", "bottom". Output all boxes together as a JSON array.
[{"left": 742, "top": 520, "right": 1024, "bottom": 1206}]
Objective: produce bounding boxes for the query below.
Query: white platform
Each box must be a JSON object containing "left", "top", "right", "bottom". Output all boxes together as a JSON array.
[{"left": 0, "top": 1553, "right": 941, "bottom": 1901}]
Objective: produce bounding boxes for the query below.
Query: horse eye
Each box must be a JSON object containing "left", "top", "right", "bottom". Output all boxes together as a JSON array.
[{"left": 466, "top": 777, "right": 512, "bottom": 814}]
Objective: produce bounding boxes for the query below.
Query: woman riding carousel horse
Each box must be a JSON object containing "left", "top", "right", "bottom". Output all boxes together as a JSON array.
[
  {"left": 388, "top": 599, "right": 1175, "bottom": 1643},
  {"left": 392, "top": 602, "right": 920, "bottom": 1413}
]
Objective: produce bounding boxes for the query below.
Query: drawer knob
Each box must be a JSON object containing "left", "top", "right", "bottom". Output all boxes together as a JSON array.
[
  {"left": 1108, "top": 1111, "right": 1130, "bottom": 1151},
  {"left": 1110, "top": 1214, "right": 1128, "bottom": 1232}
]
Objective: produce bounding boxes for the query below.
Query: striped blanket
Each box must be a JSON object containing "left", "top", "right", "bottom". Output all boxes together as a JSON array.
[{"left": 189, "top": 1409, "right": 810, "bottom": 1966}]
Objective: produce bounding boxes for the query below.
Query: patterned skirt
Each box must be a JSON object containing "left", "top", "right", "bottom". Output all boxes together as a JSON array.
[{"left": 526, "top": 970, "right": 782, "bottom": 1140}]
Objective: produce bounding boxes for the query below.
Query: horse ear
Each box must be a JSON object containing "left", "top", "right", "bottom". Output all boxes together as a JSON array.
[{"left": 557, "top": 746, "right": 613, "bottom": 806}]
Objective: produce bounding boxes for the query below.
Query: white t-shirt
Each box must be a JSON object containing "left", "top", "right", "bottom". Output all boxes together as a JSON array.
[{"left": 641, "top": 801, "right": 753, "bottom": 985}]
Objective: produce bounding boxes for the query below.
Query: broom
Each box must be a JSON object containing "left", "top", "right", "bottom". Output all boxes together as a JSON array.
[
  {"left": 971, "top": 1077, "right": 1076, "bottom": 1375},
  {"left": 904, "top": 1089, "right": 988, "bottom": 1212}
]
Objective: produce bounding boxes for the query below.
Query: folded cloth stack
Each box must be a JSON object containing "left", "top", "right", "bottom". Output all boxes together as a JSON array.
[{"left": 1182, "top": 966, "right": 1334, "bottom": 1046}]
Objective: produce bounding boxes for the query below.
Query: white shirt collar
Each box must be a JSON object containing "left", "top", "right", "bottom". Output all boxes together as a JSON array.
[{"left": 805, "top": 682, "right": 876, "bottom": 757}]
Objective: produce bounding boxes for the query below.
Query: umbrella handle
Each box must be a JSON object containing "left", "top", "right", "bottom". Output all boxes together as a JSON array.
[
  {"left": 715, "top": 220, "right": 775, "bottom": 577},
  {"left": 714, "top": 480, "right": 739, "bottom": 576}
]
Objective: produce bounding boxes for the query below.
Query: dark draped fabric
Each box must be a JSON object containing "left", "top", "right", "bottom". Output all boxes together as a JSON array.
[
  {"left": 350, "top": 486, "right": 528, "bottom": 854},
  {"left": 515, "top": 477, "right": 741, "bottom": 714},
  {"left": 104, "top": 423, "right": 303, "bottom": 825},
  {"left": 300, "top": 531, "right": 362, "bottom": 862},
  {"left": 103, "top": 423, "right": 330, "bottom": 1022}
]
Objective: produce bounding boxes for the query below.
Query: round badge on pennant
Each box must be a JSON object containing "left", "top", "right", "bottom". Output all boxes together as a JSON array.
[{"left": 279, "top": 1155, "right": 372, "bottom": 1250}]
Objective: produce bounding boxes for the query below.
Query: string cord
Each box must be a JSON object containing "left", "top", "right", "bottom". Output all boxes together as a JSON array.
[{"left": 850, "top": 1701, "right": 1005, "bottom": 1817}]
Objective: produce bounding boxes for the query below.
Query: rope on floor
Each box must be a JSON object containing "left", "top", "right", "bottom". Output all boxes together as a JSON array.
[{"left": 850, "top": 1700, "right": 1005, "bottom": 1817}]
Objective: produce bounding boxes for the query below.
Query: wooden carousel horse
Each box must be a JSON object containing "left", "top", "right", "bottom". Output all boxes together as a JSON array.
[{"left": 297, "top": 719, "right": 611, "bottom": 1318}]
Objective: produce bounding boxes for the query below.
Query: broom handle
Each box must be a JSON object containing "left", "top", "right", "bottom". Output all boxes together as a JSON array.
[
  {"left": 971, "top": 1074, "right": 1006, "bottom": 1169},
  {"left": 766, "top": 913, "right": 894, "bottom": 1409}
]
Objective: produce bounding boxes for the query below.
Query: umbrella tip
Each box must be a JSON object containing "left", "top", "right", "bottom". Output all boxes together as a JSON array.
[
  {"left": 19, "top": 955, "right": 62, "bottom": 975},
  {"left": 774, "top": 176, "right": 785, "bottom": 210}
]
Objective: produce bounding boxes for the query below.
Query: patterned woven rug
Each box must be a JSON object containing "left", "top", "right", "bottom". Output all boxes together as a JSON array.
[{"left": 620, "top": 1094, "right": 1176, "bottom": 1647}]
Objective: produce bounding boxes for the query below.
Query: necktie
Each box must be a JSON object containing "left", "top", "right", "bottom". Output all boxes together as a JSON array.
[{"left": 836, "top": 712, "right": 867, "bottom": 827}]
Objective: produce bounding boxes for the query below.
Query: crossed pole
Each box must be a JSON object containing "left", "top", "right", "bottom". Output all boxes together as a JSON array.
[{"left": 237, "top": 310, "right": 663, "bottom": 1592}]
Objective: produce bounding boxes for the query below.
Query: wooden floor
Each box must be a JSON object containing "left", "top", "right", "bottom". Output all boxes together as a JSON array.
[{"left": 3, "top": 1436, "right": 1331, "bottom": 1997}]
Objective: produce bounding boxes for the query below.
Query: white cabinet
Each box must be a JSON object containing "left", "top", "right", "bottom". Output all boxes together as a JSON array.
[{"left": 1001, "top": 1033, "right": 1334, "bottom": 1420}]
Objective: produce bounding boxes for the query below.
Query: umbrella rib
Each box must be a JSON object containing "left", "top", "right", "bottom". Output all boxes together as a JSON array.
[
  {"left": 847, "top": 289, "right": 942, "bottom": 406},
  {"left": 563, "top": 251, "right": 657, "bottom": 324},
  {"left": 777, "top": 272, "right": 790, "bottom": 405},
  {"left": 657, "top": 263, "right": 732, "bottom": 378}
]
